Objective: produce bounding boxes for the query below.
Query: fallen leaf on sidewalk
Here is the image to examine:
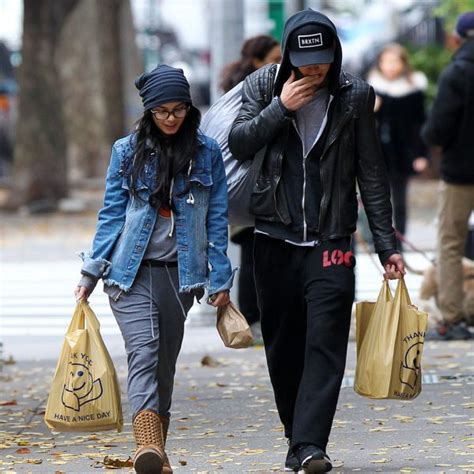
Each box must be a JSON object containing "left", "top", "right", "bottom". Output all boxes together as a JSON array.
[
  {"left": 201, "top": 355, "right": 220, "bottom": 367},
  {"left": 15, "top": 447, "right": 31, "bottom": 454},
  {"left": 369, "top": 427, "right": 397, "bottom": 432},
  {"left": 83, "top": 452, "right": 106, "bottom": 458},
  {"left": 102, "top": 455, "right": 133, "bottom": 468},
  {"left": 393, "top": 415, "right": 414, "bottom": 423},
  {"left": 240, "top": 449, "right": 266, "bottom": 456},
  {"left": 370, "top": 458, "right": 391, "bottom": 463},
  {"left": 0, "top": 400, "right": 17, "bottom": 406}
]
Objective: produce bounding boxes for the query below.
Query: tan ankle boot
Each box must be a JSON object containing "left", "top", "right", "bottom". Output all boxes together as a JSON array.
[
  {"left": 158, "top": 414, "right": 172, "bottom": 474},
  {"left": 133, "top": 410, "right": 165, "bottom": 473}
]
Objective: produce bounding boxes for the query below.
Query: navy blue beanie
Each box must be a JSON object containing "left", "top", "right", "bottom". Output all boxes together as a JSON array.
[
  {"left": 456, "top": 11, "right": 474, "bottom": 38},
  {"left": 135, "top": 64, "right": 192, "bottom": 110}
]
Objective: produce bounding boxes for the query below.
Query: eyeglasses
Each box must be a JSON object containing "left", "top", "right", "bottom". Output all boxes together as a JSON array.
[{"left": 151, "top": 106, "right": 189, "bottom": 120}]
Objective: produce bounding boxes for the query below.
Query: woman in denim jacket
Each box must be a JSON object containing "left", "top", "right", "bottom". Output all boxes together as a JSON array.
[{"left": 75, "top": 65, "right": 234, "bottom": 474}]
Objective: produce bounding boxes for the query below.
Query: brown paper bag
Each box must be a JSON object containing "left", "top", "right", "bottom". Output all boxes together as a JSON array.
[
  {"left": 216, "top": 302, "right": 253, "bottom": 349},
  {"left": 354, "top": 279, "right": 428, "bottom": 400},
  {"left": 44, "top": 301, "right": 123, "bottom": 431}
]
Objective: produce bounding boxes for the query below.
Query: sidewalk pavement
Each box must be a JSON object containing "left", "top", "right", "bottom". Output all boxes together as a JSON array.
[{"left": 1, "top": 340, "right": 473, "bottom": 473}]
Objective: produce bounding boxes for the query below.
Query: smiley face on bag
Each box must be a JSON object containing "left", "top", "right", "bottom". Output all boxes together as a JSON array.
[
  {"left": 66, "top": 363, "right": 95, "bottom": 397},
  {"left": 62, "top": 362, "right": 103, "bottom": 412},
  {"left": 399, "top": 342, "right": 423, "bottom": 390}
]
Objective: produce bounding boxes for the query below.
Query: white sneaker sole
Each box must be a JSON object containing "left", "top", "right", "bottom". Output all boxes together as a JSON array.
[{"left": 302, "top": 456, "right": 332, "bottom": 473}]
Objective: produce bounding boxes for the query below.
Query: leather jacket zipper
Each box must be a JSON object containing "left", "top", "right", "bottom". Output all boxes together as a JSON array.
[
  {"left": 274, "top": 152, "right": 285, "bottom": 223},
  {"left": 302, "top": 156, "right": 308, "bottom": 241},
  {"left": 317, "top": 108, "right": 353, "bottom": 232}
]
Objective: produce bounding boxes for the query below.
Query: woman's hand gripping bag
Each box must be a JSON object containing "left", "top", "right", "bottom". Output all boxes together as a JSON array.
[
  {"left": 44, "top": 301, "right": 123, "bottom": 431},
  {"left": 354, "top": 278, "right": 428, "bottom": 400},
  {"left": 216, "top": 301, "right": 253, "bottom": 348}
]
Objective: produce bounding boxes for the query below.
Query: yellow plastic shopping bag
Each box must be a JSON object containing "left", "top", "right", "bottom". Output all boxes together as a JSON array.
[
  {"left": 354, "top": 278, "right": 428, "bottom": 400},
  {"left": 44, "top": 301, "right": 123, "bottom": 431}
]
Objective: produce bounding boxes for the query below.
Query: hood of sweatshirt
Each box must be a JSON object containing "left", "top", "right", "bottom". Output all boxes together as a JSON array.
[{"left": 274, "top": 8, "right": 343, "bottom": 96}]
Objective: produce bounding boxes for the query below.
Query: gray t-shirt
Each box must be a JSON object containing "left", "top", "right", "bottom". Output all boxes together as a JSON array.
[
  {"left": 142, "top": 209, "right": 178, "bottom": 262},
  {"left": 295, "top": 87, "right": 331, "bottom": 157}
]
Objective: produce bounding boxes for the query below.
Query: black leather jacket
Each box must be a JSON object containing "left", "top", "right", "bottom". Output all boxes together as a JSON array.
[
  {"left": 229, "top": 64, "right": 397, "bottom": 254},
  {"left": 422, "top": 38, "right": 474, "bottom": 184}
]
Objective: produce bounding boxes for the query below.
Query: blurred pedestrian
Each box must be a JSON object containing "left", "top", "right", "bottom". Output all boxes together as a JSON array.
[
  {"left": 74, "top": 64, "right": 234, "bottom": 473},
  {"left": 220, "top": 35, "right": 281, "bottom": 342},
  {"left": 422, "top": 12, "right": 474, "bottom": 341},
  {"left": 220, "top": 35, "right": 281, "bottom": 93},
  {"left": 229, "top": 8, "right": 404, "bottom": 472},
  {"left": 367, "top": 43, "right": 428, "bottom": 246}
]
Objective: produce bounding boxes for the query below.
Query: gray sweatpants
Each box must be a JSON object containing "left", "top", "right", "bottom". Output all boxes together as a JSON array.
[{"left": 109, "top": 263, "right": 194, "bottom": 418}]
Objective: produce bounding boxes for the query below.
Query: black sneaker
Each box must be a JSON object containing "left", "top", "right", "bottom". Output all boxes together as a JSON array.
[
  {"left": 425, "top": 321, "right": 472, "bottom": 341},
  {"left": 284, "top": 441, "right": 300, "bottom": 472},
  {"left": 294, "top": 444, "right": 332, "bottom": 473}
]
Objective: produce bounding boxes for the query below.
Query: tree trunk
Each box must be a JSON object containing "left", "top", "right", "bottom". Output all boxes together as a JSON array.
[
  {"left": 97, "top": 0, "right": 125, "bottom": 144},
  {"left": 58, "top": 0, "right": 139, "bottom": 183},
  {"left": 11, "top": 0, "right": 80, "bottom": 209}
]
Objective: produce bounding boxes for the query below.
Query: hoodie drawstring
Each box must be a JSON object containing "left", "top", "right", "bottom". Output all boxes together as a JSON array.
[
  {"left": 167, "top": 160, "right": 194, "bottom": 237},
  {"left": 186, "top": 160, "right": 194, "bottom": 206},
  {"left": 168, "top": 178, "right": 175, "bottom": 238}
]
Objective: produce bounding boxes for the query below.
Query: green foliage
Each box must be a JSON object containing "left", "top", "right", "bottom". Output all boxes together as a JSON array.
[
  {"left": 404, "top": 43, "right": 452, "bottom": 104},
  {"left": 407, "top": 0, "right": 474, "bottom": 105},
  {"left": 434, "top": 0, "right": 474, "bottom": 33}
]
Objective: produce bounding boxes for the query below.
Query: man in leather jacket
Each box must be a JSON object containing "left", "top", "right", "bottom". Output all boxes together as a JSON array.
[{"left": 229, "top": 9, "right": 405, "bottom": 473}]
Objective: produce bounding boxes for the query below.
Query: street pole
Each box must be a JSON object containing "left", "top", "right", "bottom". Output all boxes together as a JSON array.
[
  {"left": 209, "top": 0, "right": 244, "bottom": 103},
  {"left": 268, "top": 0, "right": 285, "bottom": 41}
]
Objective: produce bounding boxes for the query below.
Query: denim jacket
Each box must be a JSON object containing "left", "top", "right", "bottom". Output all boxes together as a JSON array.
[{"left": 80, "top": 132, "right": 235, "bottom": 298}]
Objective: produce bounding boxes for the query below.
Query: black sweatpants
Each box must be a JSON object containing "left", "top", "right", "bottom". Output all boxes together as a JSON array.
[
  {"left": 234, "top": 227, "right": 260, "bottom": 326},
  {"left": 254, "top": 234, "right": 355, "bottom": 451},
  {"left": 389, "top": 173, "right": 408, "bottom": 237}
]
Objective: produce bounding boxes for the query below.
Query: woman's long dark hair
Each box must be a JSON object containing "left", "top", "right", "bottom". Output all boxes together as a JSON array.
[
  {"left": 131, "top": 105, "right": 201, "bottom": 208},
  {"left": 220, "top": 35, "right": 279, "bottom": 93}
]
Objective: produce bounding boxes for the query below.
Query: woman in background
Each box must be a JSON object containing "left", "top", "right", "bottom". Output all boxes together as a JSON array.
[
  {"left": 367, "top": 43, "right": 428, "bottom": 247},
  {"left": 220, "top": 34, "right": 281, "bottom": 93}
]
